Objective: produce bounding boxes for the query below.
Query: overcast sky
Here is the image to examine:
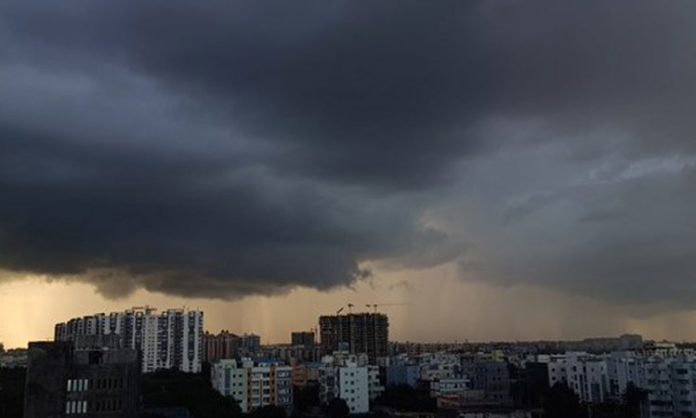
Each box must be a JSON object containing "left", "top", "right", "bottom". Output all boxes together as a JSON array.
[{"left": 2, "top": 1, "right": 696, "bottom": 347}]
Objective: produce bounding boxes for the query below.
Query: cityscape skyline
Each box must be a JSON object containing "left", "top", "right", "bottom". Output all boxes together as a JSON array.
[
  {"left": 4, "top": 277, "right": 696, "bottom": 350},
  {"left": 3, "top": 2, "right": 696, "bottom": 417},
  {"left": 2, "top": 1, "right": 696, "bottom": 359}
]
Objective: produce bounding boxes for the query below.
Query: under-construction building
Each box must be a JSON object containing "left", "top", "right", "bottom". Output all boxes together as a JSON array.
[{"left": 319, "top": 312, "right": 389, "bottom": 363}]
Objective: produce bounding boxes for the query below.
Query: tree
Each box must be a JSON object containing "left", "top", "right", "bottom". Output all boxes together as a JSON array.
[
  {"left": 293, "top": 383, "right": 320, "bottom": 413},
  {"left": 0, "top": 367, "right": 25, "bottom": 418},
  {"left": 249, "top": 405, "right": 287, "bottom": 418},
  {"left": 140, "top": 370, "right": 242, "bottom": 418},
  {"left": 325, "top": 398, "right": 350, "bottom": 418},
  {"left": 374, "top": 385, "right": 436, "bottom": 412},
  {"left": 623, "top": 383, "right": 648, "bottom": 418},
  {"left": 542, "top": 383, "right": 586, "bottom": 418}
]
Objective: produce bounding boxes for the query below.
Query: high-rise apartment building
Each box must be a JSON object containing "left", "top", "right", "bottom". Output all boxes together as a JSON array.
[
  {"left": 54, "top": 306, "right": 204, "bottom": 373},
  {"left": 291, "top": 331, "right": 315, "bottom": 349},
  {"left": 239, "top": 333, "right": 261, "bottom": 356},
  {"left": 204, "top": 330, "right": 241, "bottom": 362},
  {"left": 319, "top": 313, "right": 388, "bottom": 362},
  {"left": 211, "top": 358, "right": 293, "bottom": 413},
  {"left": 24, "top": 341, "right": 140, "bottom": 418},
  {"left": 318, "top": 363, "right": 370, "bottom": 414}
]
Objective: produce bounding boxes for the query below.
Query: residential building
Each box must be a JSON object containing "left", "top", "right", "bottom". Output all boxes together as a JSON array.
[
  {"left": 430, "top": 377, "right": 470, "bottom": 398},
  {"left": 204, "top": 330, "right": 240, "bottom": 362},
  {"left": 539, "top": 352, "right": 608, "bottom": 403},
  {"left": 319, "top": 364, "right": 370, "bottom": 414},
  {"left": 0, "top": 348, "right": 28, "bottom": 368},
  {"left": 419, "top": 353, "right": 462, "bottom": 382},
  {"left": 642, "top": 356, "right": 696, "bottom": 418},
  {"left": 386, "top": 363, "right": 420, "bottom": 388},
  {"left": 211, "top": 358, "right": 293, "bottom": 413},
  {"left": 23, "top": 341, "right": 139, "bottom": 418},
  {"left": 291, "top": 332, "right": 315, "bottom": 349},
  {"left": 319, "top": 313, "right": 388, "bottom": 363},
  {"left": 460, "top": 359, "right": 513, "bottom": 406},
  {"left": 240, "top": 334, "right": 261, "bottom": 356},
  {"left": 606, "top": 351, "right": 646, "bottom": 400},
  {"left": 260, "top": 344, "right": 322, "bottom": 364},
  {"left": 367, "top": 365, "right": 384, "bottom": 401},
  {"left": 54, "top": 306, "right": 204, "bottom": 373},
  {"left": 292, "top": 363, "right": 319, "bottom": 388}
]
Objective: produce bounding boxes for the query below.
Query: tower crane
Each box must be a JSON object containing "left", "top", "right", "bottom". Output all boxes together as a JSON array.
[{"left": 365, "top": 303, "right": 408, "bottom": 313}]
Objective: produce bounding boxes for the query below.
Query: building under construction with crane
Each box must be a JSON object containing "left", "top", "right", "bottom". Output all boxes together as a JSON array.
[{"left": 319, "top": 305, "right": 389, "bottom": 363}]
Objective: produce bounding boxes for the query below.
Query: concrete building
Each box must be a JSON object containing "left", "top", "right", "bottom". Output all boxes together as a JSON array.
[
  {"left": 540, "top": 352, "right": 609, "bottom": 404},
  {"left": 386, "top": 363, "right": 420, "bottom": 388},
  {"left": 430, "top": 377, "right": 470, "bottom": 398},
  {"left": 291, "top": 332, "right": 315, "bottom": 349},
  {"left": 460, "top": 359, "right": 513, "bottom": 406},
  {"left": 319, "top": 364, "right": 370, "bottom": 414},
  {"left": 317, "top": 351, "right": 378, "bottom": 414},
  {"left": 292, "top": 363, "right": 321, "bottom": 388},
  {"left": 536, "top": 350, "right": 696, "bottom": 417},
  {"left": 240, "top": 334, "right": 261, "bottom": 357},
  {"left": 319, "top": 313, "right": 388, "bottom": 363},
  {"left": 204, "top": 330, "right": 240, "bottom": 362},
  {"left": 419, "top": 353, "right": 462, "bottom": 382},
  {"left": 211, "top": 358, "right": 293, "bottom": 413},
  {"left": 367, "top": 365, "right": 384, "bottom": 401},
  {"left": 54, "top": 307, "right": 203, "bottom": 373},
  {"left": 640, "top": 356, "right": 696, "bottom": 418},
  {"left": 260, "top": 344, "right": 322, "bottom": 364},
  {"left": 0, "top": 348, "right": 28, "bottom": 368},
  {"left": 606, "top": 351, "right": 646, "bottom": 400},
  {"left": 23, "top": 341, "right": 139, "bottom": 418}
]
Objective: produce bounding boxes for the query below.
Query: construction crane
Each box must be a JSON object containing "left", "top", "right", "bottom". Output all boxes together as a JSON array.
[
  {"left": 365, "top": 303, "right": 408, "bottom": 313},
  {"left": 336, "top": 307, "right": 344, "bottom": 315}
]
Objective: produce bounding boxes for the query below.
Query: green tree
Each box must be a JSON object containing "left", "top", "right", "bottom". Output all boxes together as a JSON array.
[
  {"left": 0, "top": 367, "right": 25, "bottom": 418},
  {"left": 325, "top": 398, "right": 350, "bottom": 418},
  {"left": 623, "top": 383, "right": 648, "bottom": 418},
  {"left": 542, "top": 383, "right": 586, "bottom": 418},
  {"left": 293, "top": 383, "right": 320, "bottom": 413},
  {"left": 375, "top": 385, "right": 436, "bottom": 412},
  {"left": 249, "top": 405, "right": 287, "bottom": 418},
  {"left": 141, "top": 370, "right": 242, "bottom": 418}
]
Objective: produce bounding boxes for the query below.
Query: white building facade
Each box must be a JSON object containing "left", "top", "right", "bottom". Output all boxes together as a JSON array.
[
  {"left": 539, "top": 352, "right": 608, "bottom": 404},
  {"left": 318, "top": 353, "right": 372, "bottom": 414},
  {"left": 536, "top": 350, "right": 696, "bottom": 418},
  {"left": 54, "top": 306, "right": 204, "bottom": 373},
  {"left": 211, "top": 358, "right": 293, "bottom": 413}
]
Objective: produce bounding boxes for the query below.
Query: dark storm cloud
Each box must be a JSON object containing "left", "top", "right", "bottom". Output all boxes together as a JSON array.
[{"left": 0, "top": 1, "right": 695, "bottom": 305}]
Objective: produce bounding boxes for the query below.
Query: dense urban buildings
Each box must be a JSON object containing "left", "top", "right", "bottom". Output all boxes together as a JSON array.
[
  {"left": 54, "top": 306, "right": 204, "bottom": 373},
  {"left": 11, "top": 304, "right": 696, "bottom": 418},
  {"left": 529, "top": 343, "right": 696, "bottom": 418},
  {"left": 210, "top": 358, "right": 293, "bottom": 413},
  {"left": 318, "top": 355, "right": 371, "bottom": 414},
  {"left": 204, "top": 330, "right": 240, "bottom": 363},
  {"left": 259, "top": 344, "right": 322, "bottom": 364},
  {"left": 291, "top": 331, "right": 315, "bottom": 349},
  {"left": 0, "top": 348, "right": 27, "bottom": 369},
  {"left": 23, "top": 341, "right": 139, "bottom": 418},
  {"left": 319, "top": 312, "right": 389, "bottom": 363},
  {"left": 239, "top": 333, "right": 261, "bottom": 357}
]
